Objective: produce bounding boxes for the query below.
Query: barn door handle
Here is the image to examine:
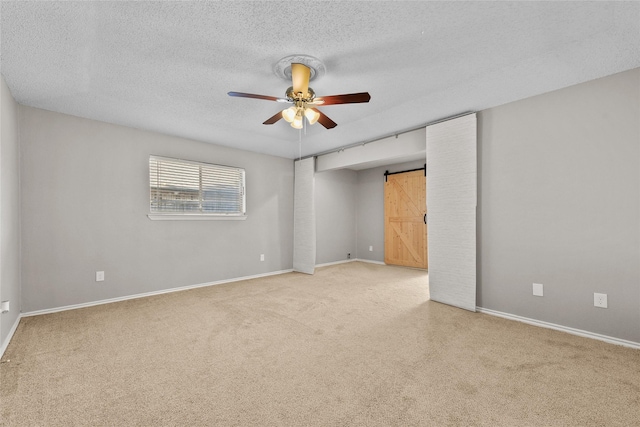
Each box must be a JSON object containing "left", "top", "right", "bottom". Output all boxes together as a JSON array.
[{"left": 424, "top": 214, "right": 427, "bottom": 224}]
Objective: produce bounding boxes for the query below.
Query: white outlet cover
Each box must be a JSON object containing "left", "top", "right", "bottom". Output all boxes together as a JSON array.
[
  {"left": 532, "top": 283, "right": 543, "bottom": 296},
  {"left": 369, "top": 246, "right": 373, "bottom": 251},
  {"left": 96, "top": 271, "right": 105, "bottom": 282},
  {"left": 1, "top": 300, "right": 9, "bottom": 313},
  {"left": 594, "top": 293, "right": 608, "bottom": 308},
  {"left": 260, "top": 254, "right": 265, "bottom": 261}
]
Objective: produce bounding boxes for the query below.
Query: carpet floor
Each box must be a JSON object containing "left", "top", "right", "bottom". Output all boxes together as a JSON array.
[{"left": 1, "top": 262, "right": 639, "bottom": 426}]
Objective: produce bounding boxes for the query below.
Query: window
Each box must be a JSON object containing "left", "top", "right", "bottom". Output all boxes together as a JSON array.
[{"left": 148, "top": 155, "right": 246, "bottom": 220}]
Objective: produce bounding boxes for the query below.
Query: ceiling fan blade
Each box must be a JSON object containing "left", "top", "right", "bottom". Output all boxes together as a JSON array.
[
  {"left": 291, "top": 63, "right": 310, "bottom": 97},
  {"left": 311, "top": 108, "right": 337, "bottom": 129},
  {"left": 314, "top": 92, "right": 371, "bottom": 105},
  {"left": 228, "top": 92, "right": 289, "bottom": 102},
  {"left": 263, "top": 111, "right": 284, "bottom": 125}
]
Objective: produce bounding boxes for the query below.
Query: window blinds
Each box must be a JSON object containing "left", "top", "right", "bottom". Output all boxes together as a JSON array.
[{"left": 149, "top": 155, "right": 245, "bottom": 215}]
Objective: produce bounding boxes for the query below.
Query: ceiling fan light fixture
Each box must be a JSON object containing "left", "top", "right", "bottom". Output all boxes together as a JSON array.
[{"left": 304, "top": 108, "right": 320, "bottom": 125}]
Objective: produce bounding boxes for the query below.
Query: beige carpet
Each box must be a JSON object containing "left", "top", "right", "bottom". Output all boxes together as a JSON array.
[{"left": 1, "top": 262, "right": 638, "bottom": 426}]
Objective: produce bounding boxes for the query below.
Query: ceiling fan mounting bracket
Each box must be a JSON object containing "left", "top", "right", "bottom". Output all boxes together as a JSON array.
[{"left": 274, "top": 54, "right": 326, "bottom": 83}]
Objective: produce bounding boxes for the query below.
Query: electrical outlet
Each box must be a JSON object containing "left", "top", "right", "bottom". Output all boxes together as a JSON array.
[
  {"left": 532, "top": 283, "right": 543, "bottom": 297},
  {"left": 594, "top": 293, "right": 608, "bottom": 308},
  {"left": 96, "top": 271, "right": 105, "bottom": 282},
  {"left": 260, "top": 254, "right": 265, "bottom": 261},
  {"left": 347, "top": 253, "right": 351, "bottom": 259},
  {"left": 369, "top": 246, "right": 373, "bottom": 252},
  {"left": 1, "top": 301, "right": 9, "bottom": 313}
]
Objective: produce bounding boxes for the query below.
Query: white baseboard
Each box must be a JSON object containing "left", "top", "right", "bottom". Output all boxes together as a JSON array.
[
  {"left": 477, "top": 307, "right": 640, "bottom": 350},
  {"left": 355, "top": 258, "right": 386, "bottom": 265},
  {"left": 315, "top": 259, "right": 356, "bottom": 268},
  {"left": 316, "top": 259, "right": 386, "bottom": 268},
  {"left": 0, "top": 314, "right": 22, "bottom": 359},
  {"left": 22, "top": 269, "right": 293, "bottom": 318}
]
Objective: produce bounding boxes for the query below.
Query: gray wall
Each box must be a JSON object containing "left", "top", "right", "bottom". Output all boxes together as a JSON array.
[
  {"left": 350, "top": 67, "right": 640, "bottom": 344},
  {"left": 314, "top": 168, "right": 357, "bottom": 265},
  {"left": 8, "top": 68, "right": 640, "bottom": 346},
  {"left": 1, "top": 75, "right": 21, "bottom": 347},
  {"left": 477, "top": 68, "right": 640, "bottom": 343},
  {"left": 356, "top": 160, "right": 426, "bottom": 263},
  {"left": 20, "top": 107, "right": 294, "bottom": 312}
]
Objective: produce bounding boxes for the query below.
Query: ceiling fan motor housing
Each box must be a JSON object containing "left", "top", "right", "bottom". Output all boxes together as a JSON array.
[{"left": 286, "top": 86, "right": 315, "bottom": 102}]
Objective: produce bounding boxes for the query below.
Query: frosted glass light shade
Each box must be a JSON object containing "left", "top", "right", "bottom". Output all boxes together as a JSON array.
[
  {"left": 291, "top": 115, "right": 303, "bottom": 129},
  {"left": 282, "top": 107, "right": 297, "bottom": 123},
  {"left": 304, "top": 108, "right": 320, "bottom": 125}
]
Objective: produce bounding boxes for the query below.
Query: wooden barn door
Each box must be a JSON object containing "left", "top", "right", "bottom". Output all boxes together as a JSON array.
[{"left": 384, "top": 168, "right": 427, "bottom": 269}]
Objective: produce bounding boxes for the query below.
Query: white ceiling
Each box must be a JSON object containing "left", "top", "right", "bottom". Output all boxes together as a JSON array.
[{"left": 2, "top": 1, "right": 639, "bottom": 159}]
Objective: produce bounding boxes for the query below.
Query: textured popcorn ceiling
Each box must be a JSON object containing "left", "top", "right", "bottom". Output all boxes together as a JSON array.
[{"left": 1, "top": 1, "right": 639, "bottom": 159}]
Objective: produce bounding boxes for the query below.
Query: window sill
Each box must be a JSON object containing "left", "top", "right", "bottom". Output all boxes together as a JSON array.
[{"left": 147, "top": 214, "right": 247, "bottom": 221}]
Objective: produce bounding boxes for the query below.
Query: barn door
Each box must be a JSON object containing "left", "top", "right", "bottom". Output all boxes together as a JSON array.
[{"left": 384, "top": 169, "right": 428, "bottom": 269}]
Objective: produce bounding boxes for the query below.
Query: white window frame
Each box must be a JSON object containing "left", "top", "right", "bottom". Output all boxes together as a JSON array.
[{"left": 147, "top": 155, "right": 247, "bottom": 221}]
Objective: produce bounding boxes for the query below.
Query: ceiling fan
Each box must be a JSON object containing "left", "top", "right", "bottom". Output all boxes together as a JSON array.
[{"left": 228, "top": 62, "right": 371, "bottom": 130}]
